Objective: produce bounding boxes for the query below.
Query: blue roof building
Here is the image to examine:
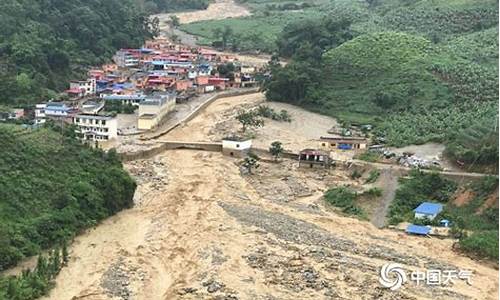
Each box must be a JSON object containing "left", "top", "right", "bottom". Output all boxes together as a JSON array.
[
  {"left": 414, "top": 202, "right": 443, "bottom": 220},
  {"left": 406, "top": 224, "right": 431, "bottom": 235}
]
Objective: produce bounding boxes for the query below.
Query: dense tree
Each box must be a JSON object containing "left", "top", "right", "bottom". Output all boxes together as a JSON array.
[
  {"left": 269, "top": 141, "right": 284, "bottom": 161},
  {"left": 0, "top": 0, "right": 158, "bottom": 106},
  {"left": 0, "top": 125, "right": 136, "bottom": 271},
  {"left": 236, "top": 110, "right": 264, "bottom": 133}
]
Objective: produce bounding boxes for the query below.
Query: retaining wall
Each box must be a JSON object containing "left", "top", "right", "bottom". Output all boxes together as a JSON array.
[{"left": 142, "top": 87, "right": 261, "bottom": 140}]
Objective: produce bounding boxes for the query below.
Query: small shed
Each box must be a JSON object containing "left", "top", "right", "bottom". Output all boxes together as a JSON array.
[
  {"left": 222, "top": 136, "right": 252, "bottom": 158},
  {"left": 406, "top": 224, "right": 431, "bottom": 236},
  {"left": 298, "top": 149, "right": 331, "bottom": 168},
  {"left": 414, "top": 202, "right": 443, "bottom": 220}
]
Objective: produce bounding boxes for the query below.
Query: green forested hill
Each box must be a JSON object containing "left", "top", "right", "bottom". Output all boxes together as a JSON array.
[
  {"left": 0, "top": 0, "right": 157, "bottom": 106},
  {"left": 262, "top": 0, "right": 498, "bottom": 169},
  {"left": 0, "top": 124, "right": 136, "bottom": 272}
]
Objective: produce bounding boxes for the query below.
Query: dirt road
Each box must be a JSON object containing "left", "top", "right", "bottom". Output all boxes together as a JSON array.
[
  {"left": 43, "top": 93, "right": 498, "bottom": 300},
  {"left": 371, "top": 169, "right": 400, "bottom": 228}
]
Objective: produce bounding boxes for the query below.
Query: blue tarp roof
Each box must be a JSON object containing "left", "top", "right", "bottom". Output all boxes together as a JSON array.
[
  {"left": 414, "top": 202, "right": 443, "bottom": 215},
  {"left": 406, "top": 224, "right": 431, "bottom": 235}
]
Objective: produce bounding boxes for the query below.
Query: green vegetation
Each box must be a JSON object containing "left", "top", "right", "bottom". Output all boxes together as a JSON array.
[
  {"left": 256, "top": 105, "right": 292, "bottom": 122},
  {"left": 459, "top": 230, "right": 498, "bottom": 260},
  {"left": 324, "top": 187, "right": 366, "bottom": 218},
  {"left": 269, "top": 141, "right": 284, "bottom": 161},
  {"left": 389, "top": 171, "right": 498, "bottom": 260},
  {"left": 0, "top": 246, "right": 67, "bottom": 300},
  {"left": 185, "top": 0, "right": 496, "bottom": 164},
  {"left": 356, "top": 151, "right": 380, "bottom": 163},
  {"left": 259, "top": 0, "right": 498, "bottom": 169},
  {"left": 443, "top": 176, "right": 499, "bottom": 260},
  {"left": 365, "top": 170, "right": 380, "bottom": 184},
  {"left": 363, "top": 187, "right": 383, "bottom": 197},
  {"left": 141, "top": 0, "right": 211, "bottom": 13},
  {"left": 388, "top": 170, "right": 457, "bottom": 225},
  {"left": 236, "top": 110, "right": 264, "bottom": 133},
  {"left": 242, "top": 156, "right": 260, "bottom": 174},
  {"left": 0, "top": 124, "right": 136, "bottom": 271},
  {"left": 0, "top": 0, "right": 157, "bottom": 106}
]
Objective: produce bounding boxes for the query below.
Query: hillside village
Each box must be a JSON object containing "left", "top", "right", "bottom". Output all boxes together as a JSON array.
[
  {"left": 6, "top": 38, "right": 260, "bottom": 143},
  {"left": 0, "top": 0, "right": 498, "bottom": 300}
]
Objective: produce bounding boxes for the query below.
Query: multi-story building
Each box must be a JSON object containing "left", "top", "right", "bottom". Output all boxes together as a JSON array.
[
  {"left": 114, "top": 49, "right": 140, "bottom": 68},
  {"left": 138, "top": 93, "right": 176, "bottom": 130},
  {"left": 73, "top": 114, "right": 118, "bottom": 142},
  {"left": 69, "top": 78, "right": 97, "bottom": 96},
  {"left": 102, "top": 93, "right": 147, "bottom": 106},
  {"left": 35, "top": 102, "right": 74, "bottom": 124}
]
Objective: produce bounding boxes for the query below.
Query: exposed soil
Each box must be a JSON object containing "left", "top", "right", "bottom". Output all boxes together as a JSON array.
[
  {"left": 454, "top": 188, "right": 476, "bottom": 207},
  {"left": 154, "top": 0, "right": 251, "bottom": 25},
  {"left": 42, "top": 93, "right": 498, "bottom": 300}
]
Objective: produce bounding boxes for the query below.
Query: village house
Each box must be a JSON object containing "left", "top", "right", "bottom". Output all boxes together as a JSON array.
[
  {"left": 73, "top": 114, "right": 118, "bottom": 142},
  {"left": 209, "top": 77, "right": 229, "bottom": 90},
  {"left": 318, "top": 136, "right": 368, "bottom": 151},
  {"left": 114, "top": 49, "right": 140, "bottom": 68},
  {"left": 414, "top": 202, "right": 443, "bottom": 221},
  {"left": 298, "top": 149, "right": 331, "bottom": 168},
  {"left": 68, "top": 78, "right": 97, "bottom": 97},
  {"left": 137, "top": 93, "right": 176, "bottom": 130},
  {"left": 102, "top": 93, "right": 146, "bottom": 106},
  {"left": 175, "top": 80, "right": 193, "bottom": 92},
  {"left": 222, "top": 136, "right": 252, "bottom": 157},
  {"left": 35, "top": 102, "right": 75, "bottom": 124}
]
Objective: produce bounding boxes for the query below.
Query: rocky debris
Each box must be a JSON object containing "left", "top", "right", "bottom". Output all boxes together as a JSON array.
[
  {"left": 198, "top": 246, "right": 229, "bottom": 266},
  {"left": 177, "top": 287, "right": 198, "bottom": 295},
  {"left": 246, "top": 175, "right": 312, "bottom": 203},
  {"left": 221, "top": 203, "right": 469, "bottom": 299},
  {"left": 202, "top": 278, "right": 226, "bottom": 293},
  {"left": 100, "top": 258, "right": 132, "bottom": 299},
  {"left": 244, "top": 247, "right": 331, "bottom": 293},
  {"left": 127, "top": 157, "right": 168, "bottom": 189}
]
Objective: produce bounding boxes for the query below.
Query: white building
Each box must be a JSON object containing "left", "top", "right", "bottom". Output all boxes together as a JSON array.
[
  {"left": 35, "top": 102, "right": 73, "bottom": 124},
  {"left": 35, "top": 104, "right": 47, "bottom": 124},
  {"left": 222, "top": 137, "right": 252, "bottom": 157},
  {"left": 73, "top": 114, "right": 118, "bottom": 142},
  {"left": 69, "top": 78, "right": 96, "bottom": 96}
]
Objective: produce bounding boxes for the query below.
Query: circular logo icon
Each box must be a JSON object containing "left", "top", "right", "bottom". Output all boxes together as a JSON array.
[{"left": 379, "top": 263, "right": 407, "bottom": 290}]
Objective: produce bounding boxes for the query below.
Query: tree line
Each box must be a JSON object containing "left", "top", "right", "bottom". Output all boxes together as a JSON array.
[{"left": 0, "top": 0, "right": 158, "bottom": 106}]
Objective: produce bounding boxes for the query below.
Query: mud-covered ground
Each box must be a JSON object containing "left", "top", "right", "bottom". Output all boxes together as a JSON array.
[{"left": 41, "top": 93, "right": 498, "bottom": 300}]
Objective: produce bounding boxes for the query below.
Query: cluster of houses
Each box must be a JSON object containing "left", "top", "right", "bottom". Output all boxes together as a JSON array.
[{"left": 6, "top": 38, "right": 261, "bottom": 143}]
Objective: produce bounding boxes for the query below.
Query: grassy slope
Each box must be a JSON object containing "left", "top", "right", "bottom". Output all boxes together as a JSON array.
[
  {"left": 0, "top": 125, "right": 136, "bottom": 271},
  {"left": 179, "top": 0, "right": 331, "bottom": 52}
]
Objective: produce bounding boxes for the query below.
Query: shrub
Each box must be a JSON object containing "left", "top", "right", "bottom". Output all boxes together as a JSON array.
[
  {"left": 459, "top": 230, "right": 499, "bottom": 260},
  {"left": 365, "top": 170, "right": 381, "bottom": 184},
  {"left": 324, "top": 187, "right": 366, "bottom": 218}
]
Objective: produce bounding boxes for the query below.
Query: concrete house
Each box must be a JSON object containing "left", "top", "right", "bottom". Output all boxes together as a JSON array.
[
  {"left": 298, "top": 149, "right": 331, "bottom": 168},
  {"left": 138, "top": 93, "right": 176, "bottom": 130},
  {"left": 69, "top": 78, "right": 97, "bottom": 96},
  {"left": 414, "top": 202, "right": 443, "bottom": 220},
  {"left": 319, "top": 136, "right": 368, "bottom": 151},
  {"left": 73, "top": 114, "right": 117, "bottom": 142},
  {"left": 222, "top": 137, "right": 252, "bottom": 157}
]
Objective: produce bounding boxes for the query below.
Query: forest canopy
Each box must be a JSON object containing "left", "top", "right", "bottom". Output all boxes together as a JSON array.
[{"left": 0, "top": 0, "right": 157, "bottom": 106}]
